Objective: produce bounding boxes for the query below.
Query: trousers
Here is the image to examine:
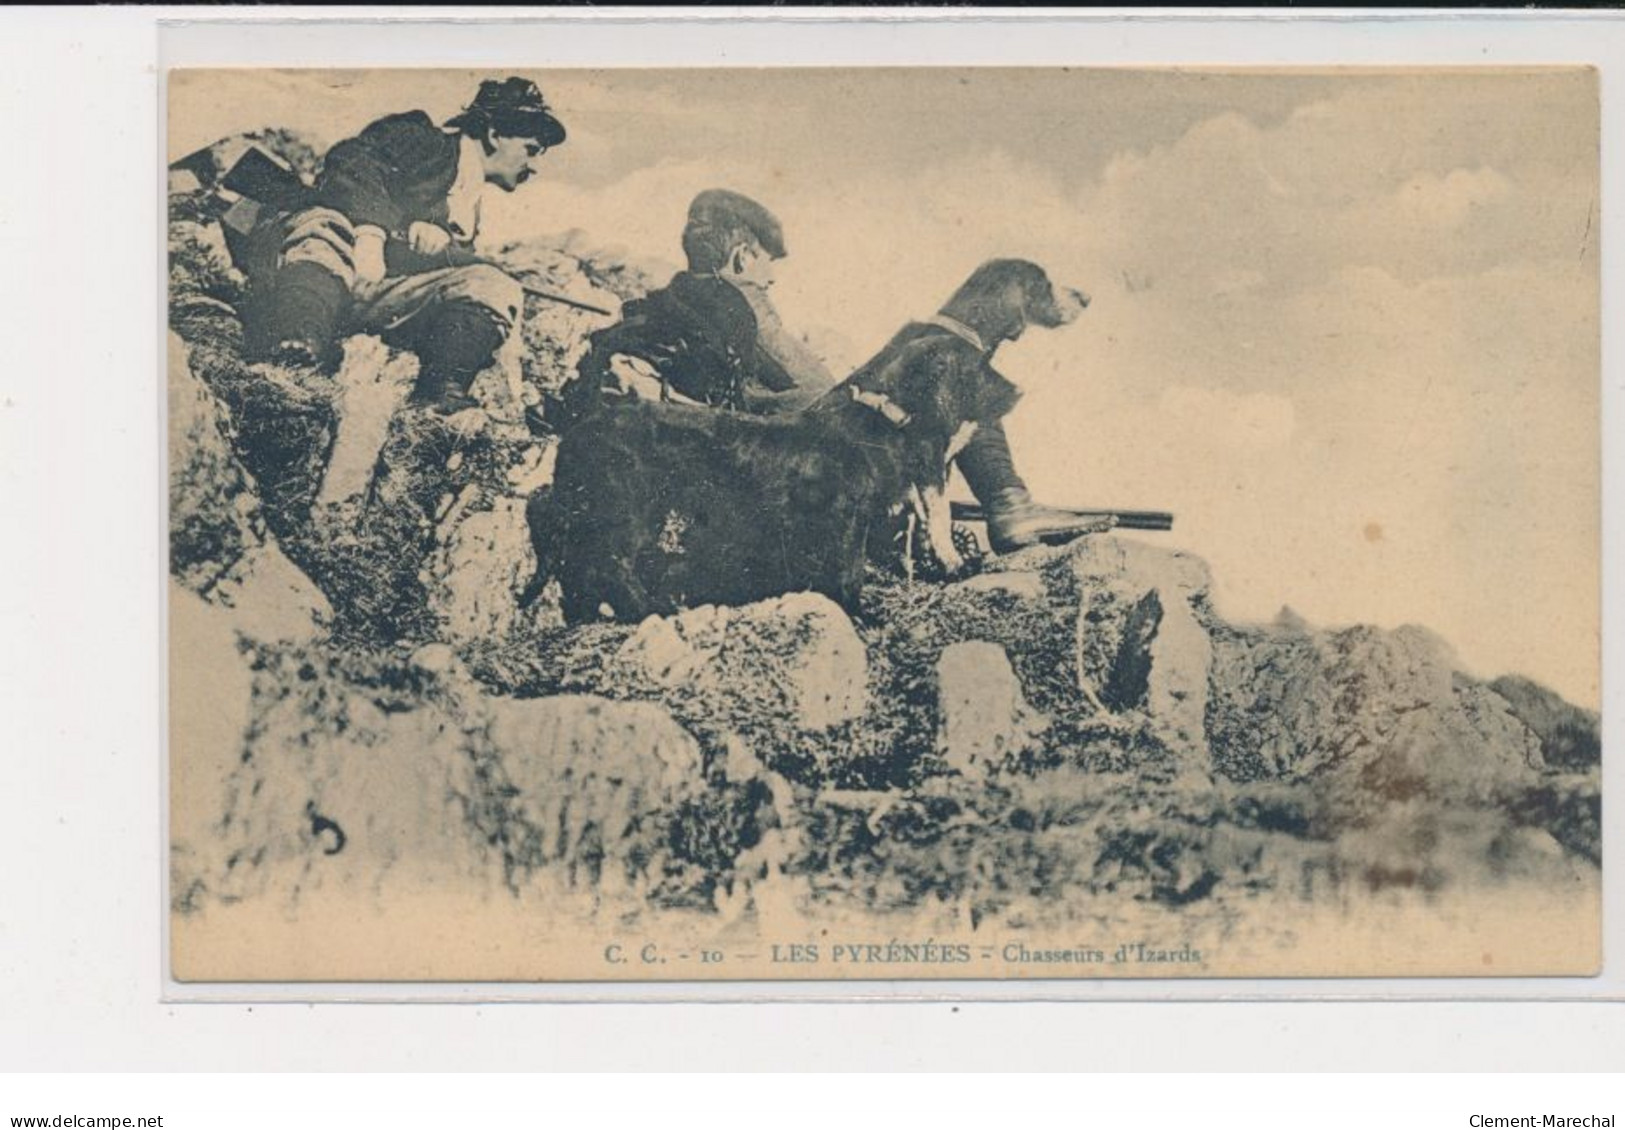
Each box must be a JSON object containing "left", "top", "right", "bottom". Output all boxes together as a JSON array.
[
  {"left": 955, "top": 418, "right": 1029, "bottom": 503},
  {"left": 241, "top": 206, "right": 524, "bottom": 368}
]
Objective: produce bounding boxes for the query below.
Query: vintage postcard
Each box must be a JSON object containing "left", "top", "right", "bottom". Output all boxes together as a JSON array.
[{"left": 166, "top": 66, "right": 1600, "bottom": 983}]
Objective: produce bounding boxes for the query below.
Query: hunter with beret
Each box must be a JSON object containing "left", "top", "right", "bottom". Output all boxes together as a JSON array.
[
  {"left": 234, "top": 76, "right": 566, "bottom": 413},
  {"left": 555, "top": 188, "right": 835, "bottom": 425}
]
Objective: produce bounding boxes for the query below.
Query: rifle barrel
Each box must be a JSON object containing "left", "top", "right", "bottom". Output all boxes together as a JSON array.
[
  {"left": 517, "top": 283, "right": 614, "bottom": 317},
  {"left": 948, "top": 502, "right": 1174, "bottom": 532}
]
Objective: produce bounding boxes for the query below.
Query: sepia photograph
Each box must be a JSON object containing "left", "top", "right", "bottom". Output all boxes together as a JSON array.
[{"left": 165, "top": 65, "right": 1600, "bottom": 983}]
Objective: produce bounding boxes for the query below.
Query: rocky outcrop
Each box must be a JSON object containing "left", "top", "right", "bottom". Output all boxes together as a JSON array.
[
  {"left": 168, "top": 333, "right": 331, "bottom": 641},
  {"left": 179, "top": 309, "right": 341, "bottom": 539},
  {"left": 191, "top": 642, "right": 509, "bottom": 910},
  {"left": 1490, "top": 674, "right": 1602, "bottom": 771},
  {"left": 170, "top": 330, "right": 261, "bottom": 595},
  {"left": 1208, "top": 618, "right": 1545, "bottom": 805},
  {"left": 609, "top": 593, "right": 868, "bottom": 733},
  {"left": 486, "top": 694, "right": 706, "bottom": 895},
  {"left": 1068, "top": 538, "right": 1213, "bottom": 775},
  {"left": 936, "top": 641, "right": 1039, "bottom": 774},
  {"left": 174, "top": 307, "right": 561, "bottom": 648},
  {"left": 308, "top": 400, "right": 555, "bottom": 644},
  {"left": 171, "top": 637, "right": 748, "bottom": 914},
  {"left": 311, "top": 335, "right": 419, "bottom": 509}
]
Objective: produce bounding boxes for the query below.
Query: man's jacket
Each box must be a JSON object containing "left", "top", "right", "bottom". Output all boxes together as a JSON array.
[
  {"left": 570, "top": 271, "right": 797, "bottom": 413},
  {"left": 312, "top": 111, "right": 475, "bottom": 275},
  {"left": 316, "top": 111, "right": 461, "bottom": 233}
]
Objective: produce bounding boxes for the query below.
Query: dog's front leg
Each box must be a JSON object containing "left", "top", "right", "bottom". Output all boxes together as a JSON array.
[{"left": 910, "top": 484, "right": 965, "bottom": 577}]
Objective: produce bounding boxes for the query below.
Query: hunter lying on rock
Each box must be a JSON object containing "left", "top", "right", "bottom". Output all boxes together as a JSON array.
[
  {"left": 223, "top": 76, "right": 567, "bottom": 414},
  {"left": 549, "top": 188, "right": 836, "bottom": 430},
  {"left": 529, "top": 258, "right": 1118, "bottom": 622}
]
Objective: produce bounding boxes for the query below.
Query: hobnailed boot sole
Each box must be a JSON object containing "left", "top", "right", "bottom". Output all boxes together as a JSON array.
[{"left": 988, "top": 516, "right": 1117, "bottom": 555}]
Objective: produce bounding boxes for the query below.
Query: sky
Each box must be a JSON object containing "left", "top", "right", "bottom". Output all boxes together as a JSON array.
[{"left": 170, "top": 68, "right": 1601, "bottom": 707}]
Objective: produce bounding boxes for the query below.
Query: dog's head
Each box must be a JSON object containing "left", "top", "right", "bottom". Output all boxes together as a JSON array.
[{"left": 939, "top": 259, "right": 1089, "bottom": 347}]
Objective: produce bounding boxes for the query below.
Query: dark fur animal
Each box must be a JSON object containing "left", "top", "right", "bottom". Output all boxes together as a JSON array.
[{"left": 528, "top": 259, "right": 1087, "bottom": 622}]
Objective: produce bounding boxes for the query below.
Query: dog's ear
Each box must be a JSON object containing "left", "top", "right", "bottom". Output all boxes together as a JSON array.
[
  {"left": 941, "top": 260, "right": 1029, "bottom": 343},
  {"left": 1011, "top": 262, "right": 1060, "bottom": 329},
  {"left": 892, "top": 347, "right": 957, "bottom": 429},
  {"left": 908, "top": 347, "right": 1022, "bottom": 429}
]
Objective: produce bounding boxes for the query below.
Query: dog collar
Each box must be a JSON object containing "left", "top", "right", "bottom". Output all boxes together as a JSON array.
[
  {"left": 926, "top": 314, "right": 987, "bottom": 355},
  {"left": 849, "top": 385, "right": 913, "bottom": 429}
]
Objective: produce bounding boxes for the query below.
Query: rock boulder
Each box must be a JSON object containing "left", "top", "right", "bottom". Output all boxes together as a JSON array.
[
  {"left": 168, "top": 332, "right": 331, "bottom": 641},
  {"left": 1208, "top": 619, "right": 1545, "bottom": 804},
  {"left": 609, "top": 592, "right": 869, "bottom": 733},
  {"left": 935, "top": 641, "right": 1041, "bottom": 774},
  {"left": 174, "top": 642, "right": 732, "bottom": 913}
]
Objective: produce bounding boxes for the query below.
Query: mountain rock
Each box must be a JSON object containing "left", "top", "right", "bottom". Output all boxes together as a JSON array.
[
  {"left": 168, "top": 332, "right": 331, "bottom": 641},
  {"left": 172, "top": 639, "right": 743, "bottom": 914},
  {"left": 1208, "top": 618, "right": 1544, "bottom": 804},
  {"left": 1490, "top": 674, "right": 1602, "bottom": 771},
  {"left": 1068, "top": 537, "right": 1213, "bottom": 775},
  {"left": 609, "top": 592, "right": 869, "bottom": 734},
  {"left": 936, "top": 640, "right": 1041, "bottom": 774}
]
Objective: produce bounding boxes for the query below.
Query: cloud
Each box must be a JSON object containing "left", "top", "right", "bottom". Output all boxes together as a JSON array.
[
  {"left": 1156, "top": 386, "right": 1296, "bottom": 450},
  {"left": 1076, "top": 80, "right": 1594, "bottom": 293},
  {"left": 484, "top": 144, "right": 1098, "bottom": 371},
  {"left": 168, "top": 69, "right": 484, "bottom": 159},
  {"left": 1390, "top": 166, "right": 1514, "bottom": 230}
]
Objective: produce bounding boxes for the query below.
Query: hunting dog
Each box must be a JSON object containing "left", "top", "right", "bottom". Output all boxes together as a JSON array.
[{"left": 526, "top": 259, "right": 1088, "bottom": 623}]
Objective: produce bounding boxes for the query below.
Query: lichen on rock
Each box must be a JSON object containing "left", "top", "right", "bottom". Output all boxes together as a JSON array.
[
  {"left": 610, "top": 592, "right": 869, "bottom": 733},
  {"left": 935, "top": 640, "right": 1041, "bottom": 775}
]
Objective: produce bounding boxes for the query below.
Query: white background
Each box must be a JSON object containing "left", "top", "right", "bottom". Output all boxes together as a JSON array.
[{"left": 2, "top": 4, "right": 1623, "bottom": 1100}]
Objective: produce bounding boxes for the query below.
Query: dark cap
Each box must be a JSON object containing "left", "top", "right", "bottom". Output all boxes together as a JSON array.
[
  {"left": 686, "top": 189, "right": 786, "bottom": 259},
  {"left": 465, "top": 77, "right": 566, "bottom": 147}
]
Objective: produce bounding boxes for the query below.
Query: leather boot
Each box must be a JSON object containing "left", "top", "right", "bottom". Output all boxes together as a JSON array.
[
  {"left": 411, "top": 305, "right": 506, "bottom": 412},
  {"left": 981, "top": 487, "right": 1114, "bottom": 554},
  {"left": 244, "top": 260, "right": 348, "bottom": 370},
  {"left": 957, "top": 419, "right": 1110, "bottom": 553}
]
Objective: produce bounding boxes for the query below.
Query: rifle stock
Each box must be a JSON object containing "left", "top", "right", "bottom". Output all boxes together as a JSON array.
[
  {"left": 949, "top": 501, "right": 1174, "bottom": 532},
  {"left": 220, "top": 146, "right": 312, "bottom": 211}
]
